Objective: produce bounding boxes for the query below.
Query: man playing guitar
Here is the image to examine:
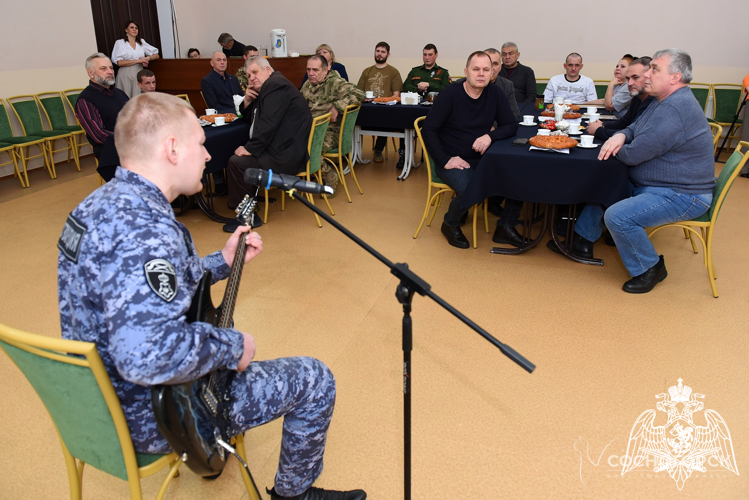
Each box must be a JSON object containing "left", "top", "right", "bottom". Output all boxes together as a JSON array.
[{"left": 57, "top": 92, "right": 366, "bottom": 500}]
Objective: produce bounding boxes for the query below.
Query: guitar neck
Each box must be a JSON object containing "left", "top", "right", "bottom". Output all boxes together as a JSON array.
[{"left": 217, "top": 235, "right": 247, "bottom": 328}]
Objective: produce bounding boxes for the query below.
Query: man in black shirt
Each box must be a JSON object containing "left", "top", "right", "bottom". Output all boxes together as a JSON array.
[
  {"left": 218, "top": 32, "right": 246, "bottom": 57},
  {"left": 201, "top": 52, "right": 243, "bottom": 114},
  {"left": 422, "top": 51, "right": 523, "bottom": 249},
  {"left": 498, "top": 42, "right": 537, "bottom": 103}
]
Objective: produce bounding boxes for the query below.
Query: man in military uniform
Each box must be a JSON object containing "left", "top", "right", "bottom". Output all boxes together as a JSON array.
[
  {"left": 57, "top": 92, "right": 366, "bottom": 500},
  {"left": 236, "top": 45, "right": 260, "bottom": 92},
  {"left": 301, "top": 55, "right": 365, "bottom": 196},
  {"left": 403, "top": 44, "right": 452, "bottom": 95}
]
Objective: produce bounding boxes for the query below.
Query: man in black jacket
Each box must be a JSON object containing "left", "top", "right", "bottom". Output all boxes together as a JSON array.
[
  {"left": 201, "top": 52, "right": 242, "bottom": 114},
  {"left": 587, "top": 57, "right": 654, "bottom": 140},
  {"left": 225, "top": 56, "right": 313, "bottom": 231},
  {"left": 498, "top": 42, "right": 537, "bottom": 103}
]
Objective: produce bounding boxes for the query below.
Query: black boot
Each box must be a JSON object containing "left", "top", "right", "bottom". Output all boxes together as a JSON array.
[
  {"left": 441, "top": 222, "right": 470, "bottom": 249},
  {"left": 492, "top": 226, "right": 530, "bottom": 248},
  {"left": 396, "top": 148, "right": 405, "bottom": 169},
  {"left": 622, "top": 255, "right": 668, "bottom": 294},
  {"left": 546, "top": 234, "right": 594, "bottom": 259},
  {"left": 268, "top": 486, "right": 366, "bottom": 500}
]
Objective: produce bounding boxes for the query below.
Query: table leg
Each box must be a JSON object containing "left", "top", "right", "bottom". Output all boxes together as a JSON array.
[
  {"left": 490, "top": 203, "right": 548, "bottom": 255},
  {"left": 398, "top": 130, "right": 414, "bottom": 181},
  {"left": 353, "top": 126, "right": 371, "bottom": 165},
  {"left": 547, "top": 204, "right": 604, "bottom": 266}
]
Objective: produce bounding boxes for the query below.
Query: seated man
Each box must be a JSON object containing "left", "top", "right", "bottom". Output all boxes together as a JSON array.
[
  {"left": 587, "top": 57, "right": 655, "bottom": 141},
  {"left": 74, "top": 52, "right": 129, "bottom": 181},
  {"left": 498, "top": 42, "right": 537, "bottom": 103},
  {"left": 136, "top": 69, "right": 156, "bottom": 93},
  {"left": 218, "top": 32, "right": 245, "bottom": 57},
  {"left": 301, "top": 55, "right": 365, "bottom": 196},
  {"left": 543, "top": 53, "right": 597, "bottom": 104},
  {"left": 402, "top": 44, "right": 451, "bottom": 94},
  {"left": 57, "top": 92, "right": 366, "bottom": 500},
  {"left": 201, "top": 51, "right": 243, "bottom": 114},
  {"left": 422, "top": 51, "right": 524, "bottom": 249},
  {"left": 356, "top": 41, "right": 404, "bottom": 166},
  {"left": 237, "top": 45, "right": 260, "bottom": 91},
  {"left": 187, "top": 48, "right": 200, "bottom": 58},
  {"left": 485, "top": 48, "right": 521, "bottom": 121},
  {"left": 225, "top": 56, "right": 312, "bottom": 231},
  {"left": 564, "top": 49, "right": 715, "bottom": 293}
]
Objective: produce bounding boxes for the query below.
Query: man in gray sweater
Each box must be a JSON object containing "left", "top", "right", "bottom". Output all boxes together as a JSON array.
[{"left": 561, "top": 49, "right": 715, "bottom": 293}]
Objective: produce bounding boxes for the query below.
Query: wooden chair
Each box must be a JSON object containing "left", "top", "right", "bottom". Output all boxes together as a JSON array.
[
  {"left": 36, "top": 91, "right": 86, "bottom": 172},
  {"left": 62, "top": 89, "right": 92, "bottom": 161},
  {"left": 0, "top": 97, "right": 48, "bottom": 187},
  {"left": 688, "top": 82, "right": 712, "bottom": 114},
  {"left": 647, "top": 141, "right": 749, "bottom": 297},
  {"left": 0, "top": 322, "right": 262, "bottom": 500},
  {"left": 709, "top": 122, "right": 723, "bottom": 156},
  {"left": 413, "top": 117, "right": 488, "bottom": 248},
  {"left": 175, "top": 94, "right": 190, "bottom": 103},
  {"left": 709, "top": 84, "right": 744, "bottom": 149},
  {"left": 323, "top": 104, "right": 363, "bottom": 203}
]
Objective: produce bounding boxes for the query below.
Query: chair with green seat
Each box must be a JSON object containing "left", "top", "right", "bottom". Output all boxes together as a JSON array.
[
  {"left": 688, "top": 82, "right": 711, "bottom": 114},
  {"left": 0, "top": 322, "right": 263, "bottom": 500},
  {"left": 0, "top": 97, "right": 48, "bottom": 187},
  {"left": 709, "top": 84, "right": 744, "bottom": 149},
  {"left": 36, "top": 92, "right": 84, "bottom": 172},
  {"left": 0, "top": 142, "right": 22, "bottom": 186},
  {"left": 593, "top": 80, "right": 609, "bottom": 100},
  {"left": 412, "top": 116, "right": 488, "bottom": 248},
  {"left": 63, "top": 89, "right": 94, "bottom": 160},
  {"left": 323, "top": 104, "right": 363, "bottom": 203},
  {"left": 709, "top": 122, "right": 723, "bottom": 156},
  {"left": 535, "top": 78, "right": 548, "bottom": 97},
  {"left": 8, "top": 95, "right": 77, "bottom": 178},
  {"left": 647, "top": 141, "right": 749, "bottom": 298},
  {"left": 264, "top": 113, "right": 333, "bottom": 227}
]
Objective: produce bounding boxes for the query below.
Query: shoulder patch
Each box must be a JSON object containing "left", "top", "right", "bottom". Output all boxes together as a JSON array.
[
  {"left": 58, "top": 214, "right": 87, "bottom": 263},
  {"left": 144, "top": 259, "right": 178, "bottom": 302}
]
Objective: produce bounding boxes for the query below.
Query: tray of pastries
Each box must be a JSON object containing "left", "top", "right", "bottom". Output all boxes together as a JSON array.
[
  {"left": 540, "top": 110, "right": 583, "bottom": 119},
  {"left": 199, "top": 113, "right": 238, "bottom": 123},
  {"left": 372, "top": 96, "right": 401, "bottom": 103},
  {"left": 546, "top": 103, "right": 580, "bottom": 111},
  {"left": 529, "top": 135, "right": 578, "bottom": 150}
]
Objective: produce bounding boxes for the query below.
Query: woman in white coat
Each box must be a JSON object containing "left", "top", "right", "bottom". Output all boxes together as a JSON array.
[{"left": 111, "top": 20, "right": 159, "bottom": 97}]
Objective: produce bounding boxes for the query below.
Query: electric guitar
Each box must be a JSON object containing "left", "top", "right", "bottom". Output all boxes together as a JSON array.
[{"left": 152, "top": 195, "right": 256, "bottom": 477}]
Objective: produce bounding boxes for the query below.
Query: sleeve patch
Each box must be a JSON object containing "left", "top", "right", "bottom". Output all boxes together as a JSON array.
[
  {"left": 144, "top": 259, "right": 178, "bottom": 302},
  {"left": 58, "top": 214, "right": 87, "bottom": 263}
]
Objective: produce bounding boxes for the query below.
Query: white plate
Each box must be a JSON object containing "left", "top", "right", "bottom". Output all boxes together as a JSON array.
[
  {"left": 519, "top": 122, "right": 537, "bottom": 126},
  {"left": 568, "top": 130, "right": 583, "bottom": 135},
  {"left": 577, "top": 143, "right": 599, "bottom": 148}
]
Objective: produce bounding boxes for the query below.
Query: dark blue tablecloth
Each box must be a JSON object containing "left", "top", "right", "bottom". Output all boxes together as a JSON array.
[
  {"left": 203, "top": 119, "right": 250, "bottom": 175},
  {"left": 355, "top": 102, "right": 430, "bottom": 129},
  {"left": 463, "top": 110, "right": 629, "bottom": 208}
]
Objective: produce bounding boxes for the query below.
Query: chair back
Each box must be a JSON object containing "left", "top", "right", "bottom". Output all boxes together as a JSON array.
[
  {"left": 535, "top": 78, "right": 548, "bottom": 97},
  {"left": 707, "top": 141, "right": 749, "bottom": 222},
  {"left": 63, "top": 89, "right": 82, "bottom": 110},
  {"left": 0, "top": 323, "right": 141, "bottom": 483},
  {"left": 8, "top": 95, "right": 48, "bottom": 136},
  {"left": 712, "top": 84, "right": 743, "bottom": 123},
  {"left": 709, "top": 122, "right": 723, "bottom": 147},
  {"left": 0, "top": 99, "right": 17, "bottom": 139},
  {"left": 307, "top": 112, "right": 331, "bottom": 176},
  {"left": 592, "top": 80, "right": 609, "bottom": 100},
  {"left": 36, "top": 93, "right": 72, "bottom": 130},
  {"left": 175, "top": 94, "right": 191, "bottom": 103},
  {"left": 688, "top": 83, "right": 711, "bottom": 113},
  {"left": 414, "top": 116, "right": 443, "bottom": 185},
  {"left": 336, "top": 104, "right": 360, "bottom": 157}
]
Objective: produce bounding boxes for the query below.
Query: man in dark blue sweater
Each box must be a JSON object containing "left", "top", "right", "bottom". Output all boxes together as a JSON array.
[
  {"left": 422, "top": 51, "right": 520, "bottom": 249},
  {"left": 572, "top": 49, "right": 715, "bottom": 293}
]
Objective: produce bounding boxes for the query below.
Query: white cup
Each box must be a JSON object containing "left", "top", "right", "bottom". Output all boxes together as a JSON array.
[
  {"left": 563, "top": 99, "right": 573, "bottom": 105},
  {"left": 554, "top": 96, "right": 564, "bottom": 104},
  {"left": 580, "top": 135, "right": 594, "bottom": 147},
  {"left": 586, "top": 106, "right": 598, "bottom": 115},
  {"left": 587, "top": 113, "right": 601, "bottom": 122},
  {"left": 205, "top": 108, "right": 217, "bottom": 115},
  {"left": 214, "top": 116, "right": 226, "bottom": 126},
  {"left": 538, "top": 129, "right": 551, "bottom": 136},
  {"left": 365, "top": 91, "right": 374, "bottom": 99},
  {"left": 523, "top": 115, "right": 535, "bottom": 125}
]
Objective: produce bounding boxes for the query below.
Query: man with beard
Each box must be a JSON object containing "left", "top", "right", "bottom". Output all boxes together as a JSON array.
[
  {"left": 422, "top": 51, "right": 523, "bottom": 249},
  {"left": 587, "top": 57, "right": 655, "bottom": 141},
  {"left": 75, "top": 52, "right": 129, "bottom": 180},
  {"left": 356, "top": 41, "right": 404, "bottom": 165}
]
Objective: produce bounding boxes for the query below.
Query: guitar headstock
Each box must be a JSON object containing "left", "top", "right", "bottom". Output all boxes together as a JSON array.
[{"left": 235, "top": 195, "right": 258, "bottom": 227}]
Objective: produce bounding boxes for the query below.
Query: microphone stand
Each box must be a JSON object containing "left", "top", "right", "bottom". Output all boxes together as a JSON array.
[
  {"left": 715, "top": 90, "right": 747, "bottom": 162},
  {"left": 283, "top": 188, "right": 536, "bottom": 500}
]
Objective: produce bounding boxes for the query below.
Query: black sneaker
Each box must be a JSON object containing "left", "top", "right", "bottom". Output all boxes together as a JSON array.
[
  {"left": 396, "top": 148, "right": 405, "bottom": 169},
  {"left": 267, "top": 486, "right": 367, "bottom": 500}
]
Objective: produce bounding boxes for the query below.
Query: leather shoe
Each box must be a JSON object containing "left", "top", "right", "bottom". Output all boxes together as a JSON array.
[
  {"left": 622, "top": 255, "right": 668, "bottom": 294},
  {"left": 441, "top": 222, "right": 470, "bottom": 249},
  {"left": 546, "top": 234, "right": 594, "bottom": 259},
  {"left": 492, "top": 226, "right": 530, "bottom": 248},
  {"left": 268, "top": 486, "right": 367, "bottom": 500}
]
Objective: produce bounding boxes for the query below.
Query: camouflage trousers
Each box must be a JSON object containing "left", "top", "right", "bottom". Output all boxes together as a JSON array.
[
  {"left": 229, "top": 356, "right": 336, "bottom": 497},
  {"left": 319, "top": 126, "right": 342, "bottom": 195}
]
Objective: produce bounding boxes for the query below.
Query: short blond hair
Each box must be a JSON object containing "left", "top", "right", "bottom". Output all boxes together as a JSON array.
[
  {"left": 115, "top": 93, "right": 195, "bottom": 164},
  {"left": 316, "top": 44, "right": 336, "bottom": 63}
]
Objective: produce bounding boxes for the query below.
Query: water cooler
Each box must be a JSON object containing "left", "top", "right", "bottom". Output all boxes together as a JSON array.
[{"left": 270, "top": 29, "right": 287, "bottom": 57}]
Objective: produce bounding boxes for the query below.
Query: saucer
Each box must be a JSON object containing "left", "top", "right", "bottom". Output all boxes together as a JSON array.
[
  {"left": 577, "top": 143, "right": 599, "bottom": 149},
  {"left": 519, "top": 122, "right": 537, "bottom": 126},
  {"left": 568, "top": 130, "right": 583, "bottom": 135},
  {"left": 211, "top": 122, "right": 228, "bottom": 127}
]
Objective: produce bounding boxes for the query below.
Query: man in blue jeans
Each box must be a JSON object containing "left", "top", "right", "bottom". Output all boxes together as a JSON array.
[{"left": 559, "top": 49, "right": 715, "bottom": 293}]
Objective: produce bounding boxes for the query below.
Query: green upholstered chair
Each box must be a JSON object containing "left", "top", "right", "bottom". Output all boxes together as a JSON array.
[
  {"left": 8, "top": 95, "right": 77, "bottom": 178},
  {"left": 689, "top": 82, "right": 711, "bottom": 113},
  {"left": 63, "top": 89, "right": 95, "bottom": 160},
  {"left": 0, "top": 141, "right": 22, "bottom": 186},
  {"left": 647, "top": 141, "right": 749, "bottom": 298},
  {"left": 535, "top": 78, "right": 548, "bottom": 97},
  {"left": 412, "top": 117, "right": 488, "bottom": 249},
  {"left": 593, "top": 80, "right": 609, "bottom": 100},
  {"left": 0, "top": 322, "right": 262, "bottom": 500},
  {"left": 267, "top": 112, "right": 332, "bottom": 227},
  {"left": 323, "top": 104, "right": 363, "bottom": 203},
  {"left": 37, "top": 92, "right": 85, "bottom": 171},
  {"left": 709, "top": 84, "right": 744, "bottom": 149},
  {"left": 0, "top": 97, "right": 48, "bottom": 187}
]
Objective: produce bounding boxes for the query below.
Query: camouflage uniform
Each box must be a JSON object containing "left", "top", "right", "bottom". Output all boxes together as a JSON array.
[
  {"left": 301, "top": 72, "right": 365, "bottom": 192},
  {"left": 57, "top": 167, "right": 335, "bottom": 497},
  {"left": 237, "top": 67, "right": 249, "bottom": 92}
]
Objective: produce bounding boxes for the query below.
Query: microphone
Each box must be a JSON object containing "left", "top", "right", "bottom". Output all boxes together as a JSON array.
[{"left": 243, "top": 168, "right": 334, "bottom": 195}]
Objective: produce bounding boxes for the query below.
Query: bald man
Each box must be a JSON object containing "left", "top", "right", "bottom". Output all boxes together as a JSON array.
[{"left": 201, "top": 51, "right": 242, "bottom": 113}]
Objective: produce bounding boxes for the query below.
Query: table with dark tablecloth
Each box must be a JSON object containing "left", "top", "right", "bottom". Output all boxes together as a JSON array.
[
  {"left": 355, "top": 102, "right": 430, "bottom": 129},
  {"left": 203, "top": 119, "right": 250, "bottom": 175}
]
